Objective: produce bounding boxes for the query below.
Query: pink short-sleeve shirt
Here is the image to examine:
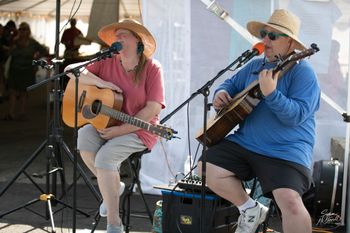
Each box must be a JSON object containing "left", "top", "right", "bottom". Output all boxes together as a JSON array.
[{"left": 86, "top": 55, "right": 165, "bottom": 149}]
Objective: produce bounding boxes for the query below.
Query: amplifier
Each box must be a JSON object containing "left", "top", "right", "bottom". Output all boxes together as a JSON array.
[{"left": 177, "top": 177, "right": 214, "bottom": 194}]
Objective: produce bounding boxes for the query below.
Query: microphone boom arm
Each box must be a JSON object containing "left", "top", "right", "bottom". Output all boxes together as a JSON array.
[
  {"left": 28, "top": 49, "right": 118, "bottom": 91},
  {"left": 160, "top": 49, "right": 250, "bottom": 124}
]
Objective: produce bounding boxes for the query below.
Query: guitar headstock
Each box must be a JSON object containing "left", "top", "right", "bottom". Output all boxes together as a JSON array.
[
  {"left": 275, "top": 43, "right": 320, "bottom": 73},
  {"left": 156, "top": 124, "right": 179, "bottom": 140}
]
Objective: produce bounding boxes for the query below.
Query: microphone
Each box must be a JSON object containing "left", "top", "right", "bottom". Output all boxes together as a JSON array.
[
  {"left": 95, "top": 41, "right": 123, "bottom": 58},
  {"left": 32, "top": 59, "right": 53, "bottom": 70},
  {"left": 236, "top": 42, "right": 265, "bottom": 68}
]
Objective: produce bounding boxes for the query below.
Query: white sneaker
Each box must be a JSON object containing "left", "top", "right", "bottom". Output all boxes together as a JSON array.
[
  {"left": 235, "top": 202, "right": 269, "bottom": 233},
  {"left": 99, "top": 182, "right": 125, "bottom": 217}
]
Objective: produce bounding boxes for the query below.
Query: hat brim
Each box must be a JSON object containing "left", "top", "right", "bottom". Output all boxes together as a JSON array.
[
  {"left": 247, "top": 21, "right": 306, "bottom": 51},
  {"left": 98, "top": 21, "right": 156, "bottom": 58}
]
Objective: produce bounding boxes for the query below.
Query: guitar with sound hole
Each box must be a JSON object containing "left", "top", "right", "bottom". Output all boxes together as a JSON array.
[{"left": 62, "top": 79, "right": 177, "bottom": 140}]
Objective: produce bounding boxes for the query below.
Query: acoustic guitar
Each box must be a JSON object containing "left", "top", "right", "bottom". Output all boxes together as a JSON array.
[
  {"left": 196, "top": 44, "right": 320, "bottom": 147},
  {"left": 62, "top": 79, "right": 177, "bottom": 140}
]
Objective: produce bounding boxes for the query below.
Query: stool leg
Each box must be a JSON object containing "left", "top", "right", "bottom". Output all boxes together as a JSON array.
[
  {"left": 130, "top": 154, "right": 153, "bottom": 223},
  {"left": 90, "top": 209, "right": 101, "bottom": 233},
  {"left": 257, "top": 199, "right": 281, "bottom": 233},
  {"left": 133, "top": 169, "right": 153, "bottom": 223},
  {"left": 123, "top": 159, "right": 137, "bottom": 233},
  {"left": 122, "top": 152, "right": 154, "bottom": 233},
  {"left": 126, "top": 187, "right": 131, "bottom": 233}
]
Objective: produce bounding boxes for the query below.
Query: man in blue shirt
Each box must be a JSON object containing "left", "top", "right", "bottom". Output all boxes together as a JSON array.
[{"left": 199, "top": 9, "right": 320, "bottom": 233}]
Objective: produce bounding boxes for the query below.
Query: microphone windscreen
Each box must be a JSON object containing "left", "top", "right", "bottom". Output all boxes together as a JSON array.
[
  {"left": 111, "top": 41, "right": 123, "bottom": 52},
  {"left": 253, "top": 42, "right": 265, "bottom": 55}
]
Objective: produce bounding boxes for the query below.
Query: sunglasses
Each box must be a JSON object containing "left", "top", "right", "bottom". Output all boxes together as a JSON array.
[{"left": 259, "top": 29, "right": 288, "bottom": 41}]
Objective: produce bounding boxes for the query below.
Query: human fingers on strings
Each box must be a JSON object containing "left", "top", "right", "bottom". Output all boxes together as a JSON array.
[
  {"left": 259, "top": 69, "right": 277, "bottom": 96},
  {"left": 214, "top": 92, "right": 232, "bottom": 109}
]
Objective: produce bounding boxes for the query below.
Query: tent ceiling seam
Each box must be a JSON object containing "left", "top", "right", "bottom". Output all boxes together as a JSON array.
[
  {"left": 0, "top": 0, "right": 21, "bottom": 7},
  {"left": 23, "top": 0, "right": 48, "bottom": 12}
]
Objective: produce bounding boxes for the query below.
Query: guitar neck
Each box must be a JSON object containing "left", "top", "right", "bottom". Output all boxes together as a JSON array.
[
  {"left": 232, "top": 80, "right": 261, "bottom": 101},
  {"left": 101, "top": 105, "right": 154, "bottom": 130},
  {"left": 99, "top": 105, "right": 170, "bottom": 139}
]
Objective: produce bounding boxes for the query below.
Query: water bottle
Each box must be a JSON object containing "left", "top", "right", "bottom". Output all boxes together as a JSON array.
[{"left": 152, "top": 200, "right": 162, "bottom": 233}]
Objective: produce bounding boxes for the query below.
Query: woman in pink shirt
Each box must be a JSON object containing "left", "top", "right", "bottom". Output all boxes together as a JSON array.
[{"left": 65, "top": 19, "right": 165, "bottom": 233}]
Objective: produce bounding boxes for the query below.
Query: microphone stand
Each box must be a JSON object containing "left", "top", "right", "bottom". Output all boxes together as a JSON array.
[
  {"left": 160, "top": 50, "right": 251, "bottom": 233},
  {"left": 28, "top": 50, "right": 116, "bottom": 232}
]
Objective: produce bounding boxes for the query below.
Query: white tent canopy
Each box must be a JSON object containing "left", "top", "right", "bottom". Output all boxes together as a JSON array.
[
  {"left": 0, "top": 0, "right": 140, "bottom": 19},
  {"left": 0, "top": 0, "right": 143, "bottom": 55}
]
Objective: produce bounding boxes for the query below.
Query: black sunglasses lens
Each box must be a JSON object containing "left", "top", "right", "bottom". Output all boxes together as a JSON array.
[
  {"left": 260, "top": 30, "right": 279, "bottom": 40},
  {"left": 260, "top": 30, "right": 267, "bottom": 38},
  {"left": 268, "top": 32, "right": 276, "bottom": 40}
]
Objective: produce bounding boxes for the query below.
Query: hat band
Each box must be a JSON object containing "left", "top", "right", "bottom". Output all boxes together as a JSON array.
[{"left": 267, "top": 22, "right": 294, "bottom": 35}]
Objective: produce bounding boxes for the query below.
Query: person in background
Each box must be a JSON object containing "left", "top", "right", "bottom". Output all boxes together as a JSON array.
[
  {"left": 1, "top": 20, "right": 17, "bottom": 49},
  {"left": 199, "top": 9, "right": 320, "bottom": 233},
  {"left": 2, "top": 22, "right": 48, "bottom": 120},
  {"left": 0, "top": 20, "right": 18, "bottom": 102},
  {"left": 65, "top": 19, "right": 165, "bottom": 233},
  {"left": 60, "top": 18, "right": 83, "bottom": 59}
]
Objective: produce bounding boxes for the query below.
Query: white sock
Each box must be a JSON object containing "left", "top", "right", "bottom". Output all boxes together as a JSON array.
[{"left": 238, "top": 197, "right": 256, "bottom": 214}]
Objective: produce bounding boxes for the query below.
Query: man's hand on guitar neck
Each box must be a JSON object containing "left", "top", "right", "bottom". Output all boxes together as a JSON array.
[
  {"left": 213, "top": 91, "right": 232, "bottom": 111},
  {"left": 258, "top": 69, "right": 280, "bottom": 97}
]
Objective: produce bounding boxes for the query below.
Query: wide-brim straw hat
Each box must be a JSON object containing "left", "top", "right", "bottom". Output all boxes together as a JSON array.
[
  {"left": 247, "top": 9, "right": 306, "bottom": 51},
  {"left": 98, "top": 19, "right": 156, "bottom": 58}
]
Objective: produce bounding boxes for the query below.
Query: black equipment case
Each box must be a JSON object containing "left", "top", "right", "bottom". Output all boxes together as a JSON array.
[{"left": 312, "top": 159, "right": 343, "bottom": 218}]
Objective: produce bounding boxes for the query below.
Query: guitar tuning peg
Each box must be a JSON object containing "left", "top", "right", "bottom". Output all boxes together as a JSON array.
[
  {"left": 311, "top": 43, "right": 320, "bottom": 52},
  {"left": 275, "top": 54, "right": 284, "bottom": 62}
]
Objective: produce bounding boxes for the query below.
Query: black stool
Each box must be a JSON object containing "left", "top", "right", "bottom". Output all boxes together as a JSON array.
[
  {"left": 121, "top": 149, "right": 153, "bottom": 233},
  {"left": 244, "top": 178, "right": 281, "bottom": 233},
  {"left": 259, "top": 198, "right": 281, "bottom": 233},
  {"left": 90, "top": 149, "right": 153, "bottom": 233}
]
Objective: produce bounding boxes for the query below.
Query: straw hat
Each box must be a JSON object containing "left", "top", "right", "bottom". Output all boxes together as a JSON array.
[
  {"left": 247, "top": 9, "right": 306, "bottom": 51},
  {"left": 98, "top": 19, "right": 156, "bottom": 58}
]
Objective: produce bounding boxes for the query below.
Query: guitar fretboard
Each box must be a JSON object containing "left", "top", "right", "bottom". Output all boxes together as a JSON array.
[
  {"left": 99, "top": 105, "right": 171, "bottom": 139},
  {"left": 103, "top": 105, "right": 150, "bottom": 128}
]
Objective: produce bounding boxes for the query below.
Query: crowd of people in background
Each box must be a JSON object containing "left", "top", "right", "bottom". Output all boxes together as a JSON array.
[{"left": 0, "top": 20, "right": 48, "bottom": 120}]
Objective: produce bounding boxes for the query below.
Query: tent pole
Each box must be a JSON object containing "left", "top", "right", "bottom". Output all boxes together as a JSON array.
[{"left": 342, "top": 29, "right": 350, "bottom": 230}]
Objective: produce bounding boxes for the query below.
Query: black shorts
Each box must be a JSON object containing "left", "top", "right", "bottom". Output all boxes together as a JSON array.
[{"left": 200, "top": 140, "right": 312, "bottom": 198}]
